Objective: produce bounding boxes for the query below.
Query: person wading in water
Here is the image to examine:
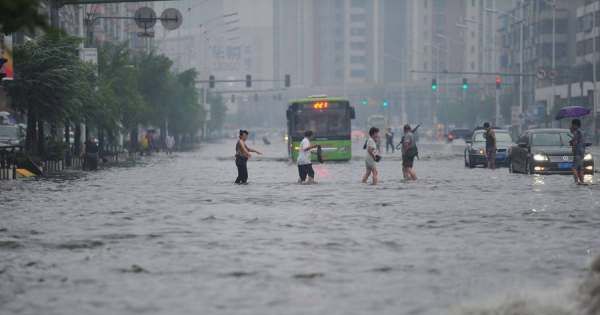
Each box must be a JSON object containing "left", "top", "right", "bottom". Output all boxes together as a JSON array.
[{"left": 235, "top": 130, "right": 262, "bottom": 185}]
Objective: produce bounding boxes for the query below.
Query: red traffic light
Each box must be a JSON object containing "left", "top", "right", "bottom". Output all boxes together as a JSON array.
[{"left": 495, "top": 76, "right": 502, "bottom": 89}]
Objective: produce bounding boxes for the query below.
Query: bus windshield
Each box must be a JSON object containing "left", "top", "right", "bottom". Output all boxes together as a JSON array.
[{"left": 291, "top": 108, "right": 350, "bottom": 138}]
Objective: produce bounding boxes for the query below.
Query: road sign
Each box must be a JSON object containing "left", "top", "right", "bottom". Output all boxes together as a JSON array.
[
  {"left": 134, "top": 7, "right": 156, "bottom": 29},
  {"left": 160, "top": 8, "right": 183, "bottom": 31},
  {"left": 536, "top": 69, "right": 546, "bottom": 80}
]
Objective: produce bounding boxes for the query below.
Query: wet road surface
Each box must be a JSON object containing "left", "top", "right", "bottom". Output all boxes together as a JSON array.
[{"left": 1, "top": 140, "right": 599, "bottom": 315}]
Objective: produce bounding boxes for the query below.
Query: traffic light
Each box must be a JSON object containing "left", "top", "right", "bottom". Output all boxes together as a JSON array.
[
  {"left": 246, "top": 74, "right": 252, "bottom": 88},
  {"left": 382, "top": 100, "right": 389, "bottom": 108},
  {"left": 209, "top": 75, "right": 215, "bottom": 88},
  {"left": 495, "top": 76, "right": 502, "bottom": 89},
  {"left": 462, "top": 78, "right": 469, "bottom": 91},
  {"left": 431, "top": 78, "right": 438, "bottom": 91},
  {"left": 284, "top": 74, "right": 291, "bottom": 88},
  {"left": 361, "top": 99, "right": 368, "bottom": 106}
]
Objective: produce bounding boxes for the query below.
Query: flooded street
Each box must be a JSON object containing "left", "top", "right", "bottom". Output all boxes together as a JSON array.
[{"left": 1, "top": 140, "right": 599, "bottom": 315}]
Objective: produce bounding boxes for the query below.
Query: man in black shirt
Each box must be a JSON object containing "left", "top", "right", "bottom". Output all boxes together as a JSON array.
[{"left": 385, "top": 128, "right": 395, "bottom": 153}]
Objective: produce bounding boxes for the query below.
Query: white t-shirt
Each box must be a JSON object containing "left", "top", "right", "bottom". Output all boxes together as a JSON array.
[
  {"left": 365, "top": 137, "right": 378, "bottom": 163},
  {"left": 297, "top": 137, "right": 312, "bottom": 165}
]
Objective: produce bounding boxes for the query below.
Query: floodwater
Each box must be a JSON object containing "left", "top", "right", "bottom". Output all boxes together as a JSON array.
[{"left": 1, "top": 140, "right": 599, "bottom": 315}]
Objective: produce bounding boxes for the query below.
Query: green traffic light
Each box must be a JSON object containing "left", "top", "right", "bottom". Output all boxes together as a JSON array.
[
  {"left": 382, "top": 100, "right": 389, "bottom": 107},
  {"left": 432, "top": 85, "right": 438, "bottom": 91},
  {"left": 462, "top": 84, "right": 468, "bottom": 90}
]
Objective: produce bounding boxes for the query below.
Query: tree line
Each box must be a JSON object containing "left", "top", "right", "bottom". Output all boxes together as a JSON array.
[{"left": 5, "top": 32, "right": 225, "bottom": 159}]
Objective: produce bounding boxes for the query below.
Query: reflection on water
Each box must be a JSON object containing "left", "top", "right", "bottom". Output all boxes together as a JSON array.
[{"left": 0, "top": 141, "right": 598, "bottom": 315}]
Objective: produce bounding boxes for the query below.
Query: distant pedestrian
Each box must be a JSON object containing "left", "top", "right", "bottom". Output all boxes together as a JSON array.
[
  {"left": 235, "top": 130, "right": 262, "bottom": 185},
  {"left": 362, "top": 127, "right": 381, "bottom": 185},
  {"left": 401, "top": 124, "right": 418, "bottom": 181},
  {"left": 297, "top": 130, "right": 319, "bottom": 184},
  {"left": 165, "top": 135, "right": 175, "bottom": 155},
  {"left": 483, "top": 122, "right": 497, "bottom": 170},
  {"left": 385, "top": 128, "right": 395, "bottom": 153},
  {"left": 569, "top": 119, "right": 586, "bottom": 184},
  {"left": 82, "top": 137, "right": 99, "bottom": 171}
]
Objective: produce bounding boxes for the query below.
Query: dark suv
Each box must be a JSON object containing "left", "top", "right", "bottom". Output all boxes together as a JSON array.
[{"left": 508, "top": 129, "right": 594, "bottom": 175}]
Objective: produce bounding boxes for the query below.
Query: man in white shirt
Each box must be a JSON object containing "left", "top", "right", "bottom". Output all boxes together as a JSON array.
[
  {"left": 362, "top": 127, "right": 380, "bottom": 185},
  {"left": 297, "top": 130, "right": 319, "bottom": 184}
]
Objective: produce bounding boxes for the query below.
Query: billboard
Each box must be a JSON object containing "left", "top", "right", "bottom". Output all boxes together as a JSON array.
[{"left": 0, "top": 34, "right": 14, "bottom": 81}]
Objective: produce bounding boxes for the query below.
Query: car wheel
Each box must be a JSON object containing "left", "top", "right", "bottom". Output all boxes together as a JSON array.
[
  {"left": 468, "top": 155, "right": 475, "bottom": 168},
  {"left": 509, "top": 159, "right": 514, "bottom": 173},
  {"left": 464, "top": 152, "right": 469, "bottom": 167}
]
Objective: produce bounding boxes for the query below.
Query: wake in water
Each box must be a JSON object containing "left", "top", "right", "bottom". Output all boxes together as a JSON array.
[{"left": 453, "top": 256, "right": 600, "bottom": 315}]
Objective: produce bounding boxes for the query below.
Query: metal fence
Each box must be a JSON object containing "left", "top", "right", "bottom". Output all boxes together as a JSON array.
[
  {"left": 0, "top": 144, "right": 127, "bottom": 180},
  {"left": 0, "top": 146, "right": 22, "bottom": 180}
]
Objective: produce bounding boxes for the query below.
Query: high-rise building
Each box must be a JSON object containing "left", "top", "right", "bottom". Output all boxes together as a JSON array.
[{"left": 499, "top": 0, "right": 582, "bottom": 126}]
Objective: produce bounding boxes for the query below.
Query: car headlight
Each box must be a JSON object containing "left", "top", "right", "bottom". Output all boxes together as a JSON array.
[
  {"left": 533, "top": 154, "right": 548, "bottom": 161},
  {"left": 584, "top": 153, "right": 593, "bottom": 161},
  {"left": 472, "top": 149, "right": 484, "bottom": 155}
]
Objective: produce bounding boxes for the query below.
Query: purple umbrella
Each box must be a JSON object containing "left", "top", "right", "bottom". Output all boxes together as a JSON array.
[{"left": 555, "top": 106, "right": 591, "bottom": 120}]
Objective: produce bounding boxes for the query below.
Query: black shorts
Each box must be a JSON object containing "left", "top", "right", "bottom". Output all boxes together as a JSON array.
[
  {"left": 402, "top": 155, "right": 414, "bottom": 168},
  {"left": 298, "top": 164, "right": 315, "bottom": 181}
]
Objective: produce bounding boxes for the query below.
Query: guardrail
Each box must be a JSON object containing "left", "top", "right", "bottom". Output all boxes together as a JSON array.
[{"left": 0, "top": 145, "right": 22, "bottom": 180}]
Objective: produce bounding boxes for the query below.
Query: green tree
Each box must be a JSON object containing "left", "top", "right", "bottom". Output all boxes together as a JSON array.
[
  {"left": 97, "top": 42, "right": 147, "bottom": 151},
  {"left": 0, "top": 0, "right": 48, "bottom": 34},
  {"left": 206, "top": 92, "right": 227, "bottom": 136},
  {"left": 6, "top": 32, "right": 91, "bottom": 156},
  {"left": 135, "top": 51, "right": 174, "bottom": 144},
  {"left": 168, "top": 69, "right": 205, "bottom": 144}
]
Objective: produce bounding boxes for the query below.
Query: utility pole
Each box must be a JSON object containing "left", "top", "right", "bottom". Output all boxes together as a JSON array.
[
  {"left": 551, "top": 0, "right": 556, "bottom": 128},
  {"left": 519, "top": 2, "right": 525, "bottom": 133},
  {"left": 594, "top": 0, "right": 599, "bottom": 144}
]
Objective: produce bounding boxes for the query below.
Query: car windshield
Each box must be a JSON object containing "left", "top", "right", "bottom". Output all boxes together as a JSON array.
[
  {"left": 531, "top": 132, "right": 571, "bottom": 146},
  {"left": 0, "top": 125, "right": 18, "bottom": 138},
  {"left": 473, "top": 131, "right": 512, "bottom": 143}
]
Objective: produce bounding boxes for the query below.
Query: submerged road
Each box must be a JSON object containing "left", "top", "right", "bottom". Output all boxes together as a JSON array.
[{"left": 1, "top": 140, "right": 599, "bottom": 315}]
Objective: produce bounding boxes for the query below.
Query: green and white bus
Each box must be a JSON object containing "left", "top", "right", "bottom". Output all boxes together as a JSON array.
[{"left": 286, "top": 96, "right": 355, "bottom": 161}]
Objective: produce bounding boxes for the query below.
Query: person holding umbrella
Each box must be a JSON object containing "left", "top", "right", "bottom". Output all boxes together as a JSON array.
[{"left": 569, "top": 119, "right": 586, "bottom": 185}]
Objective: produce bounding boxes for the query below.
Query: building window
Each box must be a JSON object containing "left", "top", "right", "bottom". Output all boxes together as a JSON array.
[
  {"left": 471, "top": 46, "right": 475, "bottom": 53},
  {"left": 424, "top": 62, "right": 428, "bottom": 70},
  {"left": 424, "top": 0, "right": 428, "bottom": 8},
  {"left": 472, "top": 0, "right": 476, "bottom": 7},
  {"left": 351, "top": 69, "right": 367, "bottom": 77},
  {"left": 471, "top": 31, "right": 476, "bottom": 38},
  {"left": 350, "top": 42, "right": 367, "bottom": 50},
  {"left": 351, "top": 56, "right": 367, "bottom": 64},
  {"left": 351, "top": 0, "right": 366, "bottom": 8},
  {"left": 350, "top": 28, "right": 367, "bottom": 36},
  {"left": 351, "top": 14, "right": 366, "bottom": 22},
  {"left": 471, "top": 62, "right": 475, "bottom": 70}
]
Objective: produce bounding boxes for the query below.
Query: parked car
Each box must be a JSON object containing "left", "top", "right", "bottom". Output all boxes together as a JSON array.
[
  {"left": 464, "top": 129, "right": 513, "bottom": 168},
  {"left": 0, "top": 124, "right": 24, "bottom": 147},
  {"left": 508, "top": 128, "right": 594, "bottom": 175},
  {"left": 447, "top": 128, "right": 472, "bottom": 142}
]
